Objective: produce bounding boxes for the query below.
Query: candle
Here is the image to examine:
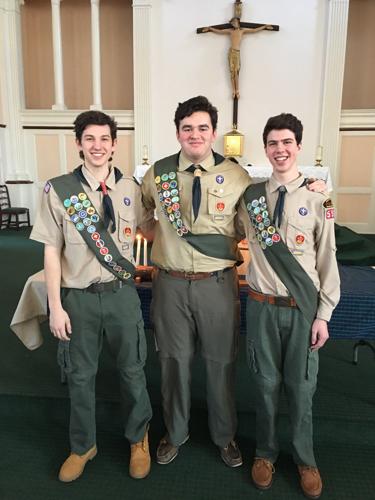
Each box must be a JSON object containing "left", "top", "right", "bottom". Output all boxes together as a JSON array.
[
  {"left": 316, "top": 145, "right": 323, "bottom": 162},
  {"left": 143, "top": 237, "right": 148, "bottom": 267},
  {"left": 135, "top": 234, "right": 141, "bottom": 267}
]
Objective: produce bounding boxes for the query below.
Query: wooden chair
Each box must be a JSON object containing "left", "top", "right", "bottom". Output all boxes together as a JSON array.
[{"left": 0, "top": 184, "right": 31, "bottom": 230}]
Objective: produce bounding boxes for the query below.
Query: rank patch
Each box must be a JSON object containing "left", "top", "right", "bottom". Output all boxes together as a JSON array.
[
  {"left": 216, "top": 202, "right": 225, "bottom": 212},
  {"left": 296, "top": 234, "right": 305, "bottom": 245}
]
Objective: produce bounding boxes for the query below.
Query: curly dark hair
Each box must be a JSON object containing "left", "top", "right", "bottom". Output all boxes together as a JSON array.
[
  {"left": 174, "top": 96, "right": 218, "bottom": 131},
  {"left": 73, "top": 110, "right": 117, "bottom": 143},
  {"left": 262, "top": 113, "right": 303, "bottom": 146}
]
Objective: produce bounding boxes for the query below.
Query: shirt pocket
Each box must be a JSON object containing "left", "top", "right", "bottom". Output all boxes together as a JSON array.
[
  {"left": 207, "top": 187, "right": 235, "bottom": 221},
  {"left": 63, "top": 213, "right": 86, "bottom": 245},
  {"left": 118, "top": 209, "right": 137, "bottom": 243},
  {"left": 286, "top": 215, "right": 314, "bottom": 250}
]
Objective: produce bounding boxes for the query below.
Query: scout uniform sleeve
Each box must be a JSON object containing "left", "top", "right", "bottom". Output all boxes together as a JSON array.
[
  {"left": 141, "top": 166, "right": 157, "bottom": 211},
  {"left": 134, "top": 180, "right": 155, "bottom": 240},
  {"left": 314, "top": 197, "right": 340, "bottom": 321},
  {"left": 30, "top": 182, "right": 65, "bottom": 249}
]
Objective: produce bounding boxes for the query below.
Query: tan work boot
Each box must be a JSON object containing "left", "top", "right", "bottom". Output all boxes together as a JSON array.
[
  {"left": 58, "top": 445, "right": 97, "bottom": 482},
  {"left": 129, "top": 431, "right": 151, "bottom": 479},
  {"left": 251, "top": 457, "right": 275, "bottom": 490},
  {"left": 298, "top": 465, "right": 323, "bottom": 499}
]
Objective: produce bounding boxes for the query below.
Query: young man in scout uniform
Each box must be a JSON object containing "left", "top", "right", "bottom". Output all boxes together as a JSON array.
[
  {"left": 141, "top": 96, "right": 250, "bottom": 467},
  {"left": 31, "top": 111, "right": 153, "bottom": 482},
  {"left": 239, "top": 113, "right": 340, "bottom": 499}
]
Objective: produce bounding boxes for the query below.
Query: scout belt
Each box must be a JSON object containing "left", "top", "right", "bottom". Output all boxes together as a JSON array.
[
  {"left": 154, "top": 153, "right": 242, "bottom": 263},
  {"left": 243, "top": 182, "right": 318, "bottom": 324},
  {"left": 50, "top": 172, "right": 135, "bottom": 285}
]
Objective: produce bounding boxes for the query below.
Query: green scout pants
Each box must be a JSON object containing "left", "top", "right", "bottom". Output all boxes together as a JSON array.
[
  {"left": 58, "top": 284, "right": 152, "bottom": 455},
  {"left": 246, "top": 297, "right": 319, "bottom": 467},
  {"left": 151, "top": 267, "right": 240, "bottom": 448}
]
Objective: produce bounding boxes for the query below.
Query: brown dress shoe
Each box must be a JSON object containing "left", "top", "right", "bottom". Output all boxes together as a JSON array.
[
  {"left": 298, "top": 465, "right": 323, "bottom": 499},
  {"left": 58, "top": 445, "right": 97, "bottom": 482},
  {"left": 129, "top": 431, "right": 151, "bottom": 479},
  {"left": 251, "top": 458, "right": 275, "bottom": 490}
]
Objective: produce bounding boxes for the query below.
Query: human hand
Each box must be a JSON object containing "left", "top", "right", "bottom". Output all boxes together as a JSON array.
[
  {"left": 310, "top": 318, "right": 329, "bottom": 350},
  {"left": 49, "top": 307, "right": 72, "bottom": 341},
  {"left": 307, "top": 178, "right": 326, "bottom": 193}
]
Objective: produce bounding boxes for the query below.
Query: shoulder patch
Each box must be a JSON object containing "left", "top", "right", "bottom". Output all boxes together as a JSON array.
[{"left": 323, "top": 198, "right": 334, "bottom": 208}]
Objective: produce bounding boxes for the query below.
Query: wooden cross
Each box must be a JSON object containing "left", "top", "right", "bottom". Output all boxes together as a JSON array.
[{"left": 197, "top": 1, "right": 279, "bottom": 128}]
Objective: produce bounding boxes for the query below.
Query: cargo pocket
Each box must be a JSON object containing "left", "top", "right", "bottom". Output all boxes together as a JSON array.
[
  {"left": 247, "top": 339, "right": 259, "bottom": 374},
  {"left": 305, "top": 348, "right": 319, "bottom": 380},
  {"left": 57, "top": 340, "right": 72, "bottom": 383},
  {"left": 137, "top": 320, "right": 147, "bottom": 363}
]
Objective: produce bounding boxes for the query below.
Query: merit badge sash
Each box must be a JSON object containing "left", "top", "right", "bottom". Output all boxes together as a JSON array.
[
  {"left": 243, "top": 182, "right": 318, "bottom": 324},
  {"left": 50, "top": 173, "right": 135, "bottom": 285},
  {"left": 153, "top": 153, "right": 242, "bottom": 263}
]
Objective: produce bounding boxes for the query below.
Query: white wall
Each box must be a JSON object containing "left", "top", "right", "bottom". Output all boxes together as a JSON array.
[{"left": 150, "top": 0, "right": 328, "bottom": 166}]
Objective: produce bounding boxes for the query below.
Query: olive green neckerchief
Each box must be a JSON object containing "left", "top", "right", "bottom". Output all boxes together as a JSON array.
[
  {"left": 50, "top": 172, "right": 135, "bottom": 285},
  {"left": 243, "top": 182, "right": 318, "bottom": 325},
  {"left": 153, "top": 152, "right": 242, "bottom": 263}
]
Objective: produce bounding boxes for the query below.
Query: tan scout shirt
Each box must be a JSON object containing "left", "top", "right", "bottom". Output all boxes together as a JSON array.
[
  {"left": 142, "top": 151, "right": 251, "bottom": 272},
  {"left": 31, "top": 165, "right": 150, "bottom": 288},
  {"left": 238, "top": 173, "right": 340, "bottom": 322}
]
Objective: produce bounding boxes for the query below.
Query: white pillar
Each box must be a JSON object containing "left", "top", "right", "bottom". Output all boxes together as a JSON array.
[
  {"left": 0, "top": 0, "right": 28, "bottom": 180},
  {"left": 90, "top": 0, "right": 102, "bottom": 110},
  {"left": 319, "top": 0, "right": 350, "bottom": 188},
  {"left": 51, "top": 0, "right": 66, "bottom": 110},
  {"left": 132, "top": 0, "right": 152, "bottom": 165}
]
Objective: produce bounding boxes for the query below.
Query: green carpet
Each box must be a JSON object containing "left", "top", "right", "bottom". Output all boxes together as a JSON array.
[{"left": 1, "top": 228, "right": 375, "bottom": 499}]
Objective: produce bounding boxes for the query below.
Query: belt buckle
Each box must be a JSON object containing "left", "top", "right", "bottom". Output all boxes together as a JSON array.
[
  {"left": 184, "top": 271, "right": 195, "bottom": 280},
  {"left": 276, "top": 296, "right": 292, "bottom": 307}
]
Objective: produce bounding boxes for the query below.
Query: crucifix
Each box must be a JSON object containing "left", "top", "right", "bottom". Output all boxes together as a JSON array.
[{"left": 197, "top": 1, "right": 279, "bottom": 132}]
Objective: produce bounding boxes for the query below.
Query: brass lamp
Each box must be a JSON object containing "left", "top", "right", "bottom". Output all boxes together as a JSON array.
[{"left": 224, "top": 126, "right": 244, "bottom": 157}]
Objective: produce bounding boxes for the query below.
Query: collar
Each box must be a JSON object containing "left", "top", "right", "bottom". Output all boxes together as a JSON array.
[
  {"left": 178, "top": 150, "right": 216, "bottom": 172},
  {"left": 74, "top": 164, "right": 122, "bottom": 191},
  {"left": 269, "top": 172, "right": 304, "bottom": 194}
]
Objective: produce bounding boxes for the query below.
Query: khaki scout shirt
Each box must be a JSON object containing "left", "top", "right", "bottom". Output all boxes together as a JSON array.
[
  {"left": 238, "top": 173, "right": 340, "bottom": 321},
  {"left": 141, "top": 151, "right": 251, "bottom": 272},
  {"left": 31, "top": 165, "right": 149, "bottom": 288}
]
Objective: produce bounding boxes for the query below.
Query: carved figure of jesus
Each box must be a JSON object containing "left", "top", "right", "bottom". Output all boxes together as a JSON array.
[{"left": 202, "top": 17, "right": 273, "bottom": 99}]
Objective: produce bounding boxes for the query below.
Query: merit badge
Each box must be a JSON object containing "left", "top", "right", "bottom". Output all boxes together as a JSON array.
[
  {"left": 161, "top": 173, "right": 169, "bottom": 182},
  {"left": 272, "top": 234, "right": 281, "bottom": 243},
  {"left": 104, "top": 254, "right": 113, "bottom": 262},
  {"left": 162, "top": 182, "right": 170, "bottom": 190},
  {"left": 78, "top": 210, "right": 87, "bottom": 219},
  {"left": 44, "top": 182, "right": 51, "bottom": 194},
  {"left": 169, "top": 172, "right": 176, "bottom": 180},
  {"left": 76, "top": 222, "right": 84, "bottom": 231},
  {"left": 166, "top": 206, "right": 173, "bottom": 214},
  {"left": 91, "top": 214, "right": 99, "bottom": 223},
  {"left": 325, "top": 208, "right": 335, "bottom": 220},
  {"left": 87, "top": 225, "right": 96, "bottom": 233},
  {"left": 67, "top": 206, "right": 75, "bottom": 216},
  {"left": 70, "top": 195, "right": 79, "bottom": 204},
  {"left": 87, "top": 206, "right": 95, "bottom": 215},
  {"left": 78, "top": 193, "right": 87, "bottom": 201},
  {"left": 64, "top": 199, "right": 71, "bottom": 208},
  {"left": 251, "top": 199, "right": 259, "bottom": 208},
  {"left": 170, "top": 180, "right": 178, "bottom": 189},
  {"left": 216, "top": 175, "right": 224, "bottom": 184},
  {"left": 96, "top": 239, "right": 105, "bottom": 248},
  {"left": 74, "top": 202, "right": 83, "bottom": 212},
  {"left": 216, "top": 202, "right": 225, "bottom": 212},
  {"left": 124, "top": 227, "right": 132, "bottom": 236},
  {"left": 124, "top": 197, "right": 131, "bottom": 206},
  {"left": 100, "top": 247, "right": 109, "bottom": 255},
  {"left": 83, "top": 199, "right": 91, "bottom": 208},
  {"left": 154, "top": 176, "right": 161, "bottom": 184},
  {"left": 71, "top": 214, "right": 80, "bottom": 223},
  {"left": 91, "top": 232, "right": 100, "bottom": 241},
  {"left": 299, "top": 207, "right": 308, "bottom": 216},
  {"left": 259, "top": 196, "right": 265, "bottom": 204},
  {"left": 83, "top": 218, "right": 91, "bottom": 226},
  {"left": 296, "top": 234, "right": 305, "bottom": 245}
]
